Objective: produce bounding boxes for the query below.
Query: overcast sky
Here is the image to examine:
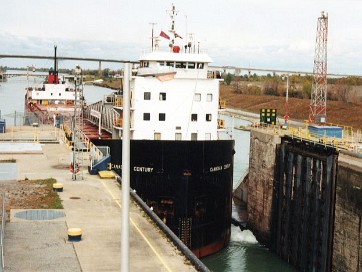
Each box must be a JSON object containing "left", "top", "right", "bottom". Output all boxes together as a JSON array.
[{"left": 1, "top": 0, "right": 362, "bottom": 74}]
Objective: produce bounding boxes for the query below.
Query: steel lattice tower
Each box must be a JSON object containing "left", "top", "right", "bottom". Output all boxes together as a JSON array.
[{"left": 309, "top": 11, "right": 328, "bottom": 123}]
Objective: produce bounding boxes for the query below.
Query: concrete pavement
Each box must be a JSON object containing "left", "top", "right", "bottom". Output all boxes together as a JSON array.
[{"left": 1, "top": 129, "right": 197, "bottom": 271}]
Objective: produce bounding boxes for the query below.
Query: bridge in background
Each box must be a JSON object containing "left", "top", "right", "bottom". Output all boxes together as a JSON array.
[{"left": 0, "top": 54, "right": 361, "bottom": 78}]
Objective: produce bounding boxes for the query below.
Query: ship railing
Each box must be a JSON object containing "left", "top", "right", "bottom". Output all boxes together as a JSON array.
[
  {"left": 140, "top": 48, "right": 208, "bottom": 55},
  {"left": 28, "top": 103, "right": 49, "bottom": 124},
  {"left": 75, "top": 129, "right": 91, "bottom": 151},
  {"left": 114, "top": 96, "right": 123, "bottom": 107},
  {"left": 0, "top": 192, "right": 6, "bottom": 272},
  {"left": 59, "top": 124, "right": 73, "bottom": 148},
  {"left": 89, "top": 144, "right": 110, "bottom": 171},
  {"left": 113, "top": 109, "right": 122, "bottom": 127}
]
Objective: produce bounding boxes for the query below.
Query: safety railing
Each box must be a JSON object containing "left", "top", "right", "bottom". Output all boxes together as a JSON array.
[
  {"left": 218, "top": 99, "right": 226, "bottom": 109},
  {"left": 1, "top": 192, "right": 5, "bottom": 272},
  {"left": 252, "top": 122, "right": 362, "bottom": 155},
  {"left": 217, "top": 119, "right": 225, "bottom": 129},
  {"left": 0, "top": 125, "right": 59, "bottom": 143}
]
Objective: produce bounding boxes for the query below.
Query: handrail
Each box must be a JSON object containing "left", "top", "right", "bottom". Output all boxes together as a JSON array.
[
  {"left": 1, "top": 192, "right": 5, "bottom": 272},
  {"left": 252, "top": 122, "right": 362, "bottom": 155}
]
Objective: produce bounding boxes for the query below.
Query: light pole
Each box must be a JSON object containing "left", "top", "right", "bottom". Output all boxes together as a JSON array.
[
  {"left": 121, "top": 62, "right": 131, "bottom": 271},
  {"left": 282, "top": 74, "right": 289, "bottom": 127}
]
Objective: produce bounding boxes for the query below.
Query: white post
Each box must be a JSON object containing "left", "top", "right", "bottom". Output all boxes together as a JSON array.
[{"left": 121, "top": 62, "right": 131, "bottom": 271}]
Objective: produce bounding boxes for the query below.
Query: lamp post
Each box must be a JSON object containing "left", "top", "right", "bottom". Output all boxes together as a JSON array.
[{"left": 282, "top": 74, "right": 289, "bottom": 127}]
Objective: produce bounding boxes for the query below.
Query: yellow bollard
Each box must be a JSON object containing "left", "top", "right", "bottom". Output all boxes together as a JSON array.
[{"left": 68, "top": 228, "right": 82, "bottom": 241}]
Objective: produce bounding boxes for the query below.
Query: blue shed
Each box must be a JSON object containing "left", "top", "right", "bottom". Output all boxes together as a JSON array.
[
  {"left": 0, "top": 119, "right": 5, "bottom": 133},
  {"left": 308, "top": 125, "right": 343, "bottom": 138}
]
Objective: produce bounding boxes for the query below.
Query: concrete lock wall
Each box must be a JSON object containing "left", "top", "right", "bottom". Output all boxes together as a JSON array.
[
  {"left": 247, "top": 128, "right": 362, "bottom": 271},
  {"left": 333, "top": 160, "right": 362, "bottom": 272},
  {"left": 247, "top": 128, "right": 281, "bottom": 245}
]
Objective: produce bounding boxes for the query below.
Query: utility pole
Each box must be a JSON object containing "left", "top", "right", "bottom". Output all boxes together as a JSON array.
[{"left": 309, "top": 11, "right": 328, "bottom": 124}]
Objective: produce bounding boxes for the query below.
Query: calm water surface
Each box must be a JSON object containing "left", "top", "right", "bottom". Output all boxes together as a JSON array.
[
  {"left": 0, "top": 71, "right": 111, "bottom": 125},
  {"left": 0, "top": 73, "right": 296, "bottom": 271}
]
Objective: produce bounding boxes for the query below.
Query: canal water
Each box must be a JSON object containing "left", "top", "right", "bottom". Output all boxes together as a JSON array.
[{"left": 0, "top": 73, "right": 296, "bottom": 271}]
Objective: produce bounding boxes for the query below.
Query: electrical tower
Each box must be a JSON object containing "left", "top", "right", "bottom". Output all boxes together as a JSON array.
[
  {"left": 309, "top": 11, "right": 328, "bottom": 124},
  {"left": 71, "top": 66, "right": 84, "bottom": 180}
]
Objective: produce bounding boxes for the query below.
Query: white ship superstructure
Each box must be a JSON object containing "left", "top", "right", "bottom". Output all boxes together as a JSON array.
[
  {"left": 111, "top": 4, "right": 224, "bottom": 141},
  {"left": 128, "top": 51, "right": 222, "bottom": 141}
]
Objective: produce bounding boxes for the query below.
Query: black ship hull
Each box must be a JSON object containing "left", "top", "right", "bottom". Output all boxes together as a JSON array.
[{"left": 92, "top": 139, "right": 235, "bottom": 258}]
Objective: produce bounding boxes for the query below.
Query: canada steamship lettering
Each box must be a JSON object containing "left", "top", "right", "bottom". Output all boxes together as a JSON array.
[{"left": 133, "top": 166, "right": 154, "bottom": 173}]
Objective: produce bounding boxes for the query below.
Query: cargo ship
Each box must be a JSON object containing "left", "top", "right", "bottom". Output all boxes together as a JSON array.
[
  {"left": 24, "top": 46, "right": 79, "bottom": 126},
  {"left": 87, "top": 5, "right": 234, "bottom": 258}
]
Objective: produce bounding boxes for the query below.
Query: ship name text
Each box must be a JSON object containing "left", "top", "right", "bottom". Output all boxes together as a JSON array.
[
  {"left": 210, "top": 163, "right": 231, "bottom": 172},
  {"left": 134, "top": 166, "right": 154, "bottom": 173}
]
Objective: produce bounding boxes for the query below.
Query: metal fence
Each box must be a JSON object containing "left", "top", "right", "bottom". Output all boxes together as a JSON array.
[{"left": 0, "top": 192, "right": 5, "bottom": 272}]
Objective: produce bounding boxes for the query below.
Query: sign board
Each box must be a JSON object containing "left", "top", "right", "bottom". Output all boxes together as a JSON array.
[{"left": 90, "top": 109, "right": 101, "bottom": 119}]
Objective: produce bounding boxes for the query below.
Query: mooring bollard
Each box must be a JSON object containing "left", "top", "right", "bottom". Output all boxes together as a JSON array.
[
  {"left": 52, "top": 183, "right": 63, "bottom": 192},
  {"left": 68, "top": 228, "right": 82, "bottom": 242}
]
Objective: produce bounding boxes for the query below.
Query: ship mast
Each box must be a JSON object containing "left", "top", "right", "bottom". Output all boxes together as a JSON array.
[{"left": 167, "top": 4, "right": 178, "bottom": 49}]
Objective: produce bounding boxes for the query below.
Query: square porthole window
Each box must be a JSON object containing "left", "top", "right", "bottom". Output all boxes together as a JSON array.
[
  {"left": 207, "top": 94, "right": 213, "bottom": 102},
  {"left": 191, "top": 114, "right": 198, "bottom": 122},
  {"left": 206, "top": 114, "right": 212, "bottom": 121},
  {"left": 144, "top": 92, "right": 151, "bottom": 100},
  {"left": 159, "top": 93, "right": 166, "bottom": 101},
  {"left": 194, "top": 93, "right": 201, "bottom": 102},
  {"left": 159, "top": 113, "right": 166, "bottom": 121},
  {"left": 143, "top": 113, "right": 150, "bottom": 121}
]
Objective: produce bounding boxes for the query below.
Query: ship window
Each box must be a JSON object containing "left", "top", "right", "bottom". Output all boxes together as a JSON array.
[
  {"left": 206, "top": 114, "right": 212, "bottom": 121},
  {"left": 159, "top": 92, "right": 166, "bottom": 101},
  {"left": 154, "top": 133, "right": 161, "bottom": 140},
  {"left": 191, "top": 114, "right": 198, "bottom": 122},
  {"left": 205, "top": 133, "right": 211, "bottom": 140},
  {"left": 166, "top": 61, "right": 175, "bottom": 67},
  {"left": 176, "top": 62, "right": 186, "bottom": 68},
  {"left": 176, "top": 126, "right": 181, "bottom": 130},
  {"left": 194, "top": 93, "right": 201, "bottom": 102},
  {"left": 143, "top": 113, "right": 150, "bottom": 121},
  {"left": 191, "top": 133, "right": 197, "bottom": 140},
  {"left": 144, "top": 92, "right": 151, "bottom": 100},
  {"left": 175, "top": 133, "right": 182, "bottom": 140},
  {"left": 197, "top": 63, "right": 204, "bottom": 69},
  {"left": 159, "top": 113, "right": 166, "bottom": 121},
  {"left": 188, "top": 62, "right": 195, "bottom": 69},
  {"left": 142, "top": 61, "right": 149, "bottom": 67},
  {"left": 207, "top": 93, "right": 213, "bottom": 102},
  {"left": 59, "top": 93, "right": 61, "bottom": 96},
  {"left": 51, "top": 93, "right": 53, "bottom": 96},
  {"left": 158, "top": 61, "right": 165, "bottom": 66}
]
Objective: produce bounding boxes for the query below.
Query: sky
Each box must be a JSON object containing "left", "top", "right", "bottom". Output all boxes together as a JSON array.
[{"left": 1, "top": 0, "right": 362, "bottom": 75}]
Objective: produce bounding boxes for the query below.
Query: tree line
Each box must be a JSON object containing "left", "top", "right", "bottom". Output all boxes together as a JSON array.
[{"left": 223, "top": 73, "right": 362, "bottom": 104}]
